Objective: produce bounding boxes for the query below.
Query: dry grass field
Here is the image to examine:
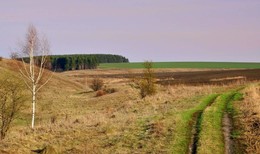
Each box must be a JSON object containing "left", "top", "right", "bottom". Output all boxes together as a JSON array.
[
  {"left": 0, "top": 59, "right": 259, "bottom": 153},
  {"left": 233, "top": 85, "right": 260, "bottom": 153}
]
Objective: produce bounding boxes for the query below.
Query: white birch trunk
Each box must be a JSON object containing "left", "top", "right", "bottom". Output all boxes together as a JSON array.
[{"left": 32, "top": 84, "right": 36, "bottom": 129}]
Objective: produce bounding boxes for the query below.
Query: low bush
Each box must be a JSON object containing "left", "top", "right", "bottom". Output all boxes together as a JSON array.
[
  {"left": 140, "top": 79, "right": 156, "bottom": 98},
  {"left": 139, "top": 61, "right": 157, "bottom": 98},
  {"left": 89, "top": 78, "right": 104, "bottom": 91},
  {"left": 0, "top": 75, "right": 26, "bottom": 140},
  {"left": 0, "top": 57, "right": 2, "bottom": 61},
  {"left": 96, "top": 90, "right": 106, "bottom": 97}
]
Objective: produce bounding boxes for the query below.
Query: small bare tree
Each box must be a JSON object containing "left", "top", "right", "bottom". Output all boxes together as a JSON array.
[
  {"left": 10, "top": 52, "right": 19, "bottom": 59},
  {"left": 0, "top": 75, "right": 26, "bottom": 140},
  {"left": 15, "top": 25, "right": 52, "bottom": 129},
  {"left": 139, "top": 61, "right": 157, "bottom": 98}
]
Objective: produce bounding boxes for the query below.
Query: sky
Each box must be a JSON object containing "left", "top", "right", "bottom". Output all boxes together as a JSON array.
[{"left": 0, "top": 0, "right": 260, "bottom": 62}]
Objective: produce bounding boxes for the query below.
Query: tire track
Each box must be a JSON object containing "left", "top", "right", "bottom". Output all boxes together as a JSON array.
[
  {"left": 188, "top": 95, "right": 219, "bottom": 154},
  {"left": 223, "top": 113, "right": 234, "bottom": 154},
  {"left": 194, "top": 92, "right": 237, "bottom": 154}
]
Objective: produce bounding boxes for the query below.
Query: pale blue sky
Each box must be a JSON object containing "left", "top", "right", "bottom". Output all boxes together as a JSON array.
[{"left": 1, "top": 0, "right": 260, "bottom": 62}]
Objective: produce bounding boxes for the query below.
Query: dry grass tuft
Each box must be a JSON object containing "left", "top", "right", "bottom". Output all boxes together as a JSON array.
[
  {"left": 235, "top": 84, "right": 260, "bottom": 153},
  {"left": 146, "top": 121, "right": 166, "bottom": 137}
]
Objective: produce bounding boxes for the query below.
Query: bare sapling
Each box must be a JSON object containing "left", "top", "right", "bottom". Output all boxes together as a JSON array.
[
  {"left": 14, "top": 25, "right": 53, "bottom": 129},
  {"left": 139, "top": 61, "right": 157, "bottom": 98}
]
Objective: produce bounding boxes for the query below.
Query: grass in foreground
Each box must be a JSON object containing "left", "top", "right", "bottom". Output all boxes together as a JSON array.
[{"left": 99, "top": 62, "right": 260, "bottom": 69}]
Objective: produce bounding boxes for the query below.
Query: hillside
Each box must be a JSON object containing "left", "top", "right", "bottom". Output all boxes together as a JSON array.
[{"left": 0, "top": 59, "right": 259, "bottom": 153}]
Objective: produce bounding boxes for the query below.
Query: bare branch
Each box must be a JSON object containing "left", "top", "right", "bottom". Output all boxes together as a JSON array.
[
  {"left": 19, "top": 71, "right": 32, "bottom": 92},
  {"left": 36, "top": 72, "right": 53, "bottom": 93},
  {"left": 21, "top": 57, "right": 32, "bottom": 80}
]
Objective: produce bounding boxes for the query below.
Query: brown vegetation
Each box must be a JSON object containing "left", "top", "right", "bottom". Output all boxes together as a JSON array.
[
  {"left": 96, "top": 90, "right": 106, "bottom": 97},
  {"left": 0, "top": 75, "right": 26, "bottom": 140},
  {"left": 139, "top": 61, "right": 157, "bottom": 98},
  {"left": 89, "top": 78, "right": 104, "bottom": 91},
  {"left": 234, "top": 85, "right": 260, "bottom": 153}
]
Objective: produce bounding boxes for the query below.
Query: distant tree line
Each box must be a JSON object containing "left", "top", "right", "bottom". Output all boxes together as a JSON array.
[
  {"left": 49, "top": 55, "right": 98, "bottom": 71},
  {"left": 93, "top": 54, "right": 129, "bottom": 63},
  {"left": 18, "top": 54, "right": 129, "bottom": 71}
]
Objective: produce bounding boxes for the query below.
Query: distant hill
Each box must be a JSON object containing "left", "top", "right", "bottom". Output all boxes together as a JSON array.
[{"left": 0, "top": 58, "right": 82, "bottom": 90}]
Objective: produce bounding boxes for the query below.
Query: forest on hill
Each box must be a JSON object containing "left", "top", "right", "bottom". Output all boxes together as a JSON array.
[
  {"left": 22, "top": 54, "right": 129, "bottom": 71},
  {"left": 50, "top": 54, "right": 129, "bottom": 71}
]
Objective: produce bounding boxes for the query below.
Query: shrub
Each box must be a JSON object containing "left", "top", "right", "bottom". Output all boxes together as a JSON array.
[
  {"left": 0, "top": 75, "right": 26, "bottom": 140},
  {"left": 139, "top": 61, "right": 157, "bottom": 98},
  {"left": 0, "top": 57, "right": 2, "bottom": 61},
  {"left": 89, "top": 78, "right": 104, "bottom": 91},
  {"left": 96, "top": 90, "right": 106, "bottom": 97},
  {"left": 140, "top": 80, "right": 156, "bottom": 98}
]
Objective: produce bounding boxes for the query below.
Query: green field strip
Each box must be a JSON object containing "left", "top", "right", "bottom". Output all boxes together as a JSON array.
[
  {"left": 170, "top": 94, "right": 219, "bottom": 154},
  {"left": 197, "top": 92, "right": 236, "bottom": 154},
  {"left": 99, "top": 62, "right": 260, "bottom": 69}
]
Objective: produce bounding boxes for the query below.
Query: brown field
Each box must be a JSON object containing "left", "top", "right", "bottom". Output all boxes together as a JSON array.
[
  {"left": 61, "top": 68, "right": 260, "bottom": 86},
  {"left": 0, "top": 59, "right": 259, "bottom": 153}
]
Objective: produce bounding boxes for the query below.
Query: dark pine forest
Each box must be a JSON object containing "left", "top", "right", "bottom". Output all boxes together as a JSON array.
[
  {"left": 50, "top": 54, "right": 129, "bottom": 71},
  {"left": 21, "top": 54, "right": 129, "bottom": 71}
]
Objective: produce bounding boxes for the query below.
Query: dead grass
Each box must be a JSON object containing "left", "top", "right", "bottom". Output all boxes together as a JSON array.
[
  {"left": 210, "top": 76, "right": 246, "bottom": 81},
  {"left": 0, "top": 81, "right": 221, "bottom": 153},
  {"left": 0, "top": 60, "right": 251, "bottom": 153},
  {"left": 234, "top": 84, "right": 260, "bottom": 153}
]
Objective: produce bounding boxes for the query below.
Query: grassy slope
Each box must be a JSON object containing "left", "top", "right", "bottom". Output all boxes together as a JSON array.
[
  {"left": 0, "top": 59, "right": 86, "bottom": 153},
  {"left": 99, "top": 62, "right": 260, "bottom": 69},
  {"left": 0, "top": 61, "right": 220, "bottom": 153},
  {"left": 0, "top": 59, "right": 251, "bottom": 153}
]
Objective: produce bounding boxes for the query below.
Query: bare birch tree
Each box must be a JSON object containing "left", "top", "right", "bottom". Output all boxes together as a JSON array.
[{"left": 16, "top": 25, "right": 52, "bottom": 129}]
